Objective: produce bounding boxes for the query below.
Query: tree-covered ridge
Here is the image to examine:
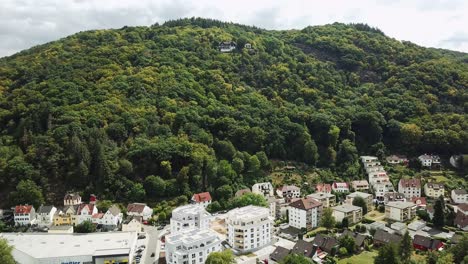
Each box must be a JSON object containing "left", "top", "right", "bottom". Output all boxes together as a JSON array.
[{"left": 0, "top": 18, "right": 466, "bottom": 205}]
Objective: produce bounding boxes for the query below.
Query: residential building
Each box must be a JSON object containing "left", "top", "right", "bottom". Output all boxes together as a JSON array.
[
  {"left": 127, "top": 203, "right": 153, "bottom": 221},
  {"left": 384, "top": 192, "right": 407, "bottom": 204},
  {"left": 390, "top": 222, "right": 407, "bottom": 235},
  {"left": 291, "top": 240, "right": 315, "bottom": 258},
  {"left": 312, "top": 234, "right": 339, "bottom": 254},
  {"left": 332, "top": 204, "right": 362, "bottom": 224},
  {"left": 315, "top": 183, "right": 332, "bottom": 194},
  {"left": 76, "top": 203, "right": 98, "bottom": 225},
  {"left": 373, "top": 229, "right": 402, "bottom": 246},
  {"left": 235, "top": 188, "right": 251, "bottom": 197},
  {"left": 385, "top": 201, "right": 417, "bottom": 222},
  {"left": 451, "top": 189, "right": 468, "bottom": 204},
  {"left": 170, "top": 204, "right": 211, "bottom": 234},
  {"left": 351, "top": 180, "right": 369, "bottom": 191},
  {"left": 36, "top": 205, "right": 57, "bottom": 227},
  {"left": 419, "top": 154, "right": 441, "bottom": 167},
  {"left": 360, "top": 156, "right": 379, "bottom": 163},
  {"left": 14, "top": 205, "right": 36, "bottom": 226},
  {"left": 166, "top": 228, "right": 221, "bottom": 264},
  {"left": 91, "top": 213, "right": 104, "bottom": 225},
  {"left": 408, "top": 221, "right": 426, "bottom": 231},
  {"left": 386, "top": 155, "right": 408, "bottom": 165},
  {"left": 454, "top": 204, "right": 468, "bottom": 230},
  {"left": 411, "top": 197, "right": 427, "bottom": 208},
  {"left": 99, "top": 205, "right": 122, "bottom": 228},
  {"left": 368, "top": 171, "right": 389, "bottom": 185},
  {"left": 227, "top": 205, "right": 273, "bottom": 253},
  {"left": 191, "top": 192, "right": 212, "bottom": 208},
  {"left": 346, "top": 192, "right": 373, "bottom": 213},
  {"left": 122, "top": 216, "right": 143, "bottom": 232},
  {"left": 373, "top": 182, "right": 395, "bottom": 198},
  {"left": 252, "top": 182, "right": 274, "bottom": 197},
  {"left": 340, "top": 230, "right": 367, "bottom": 249},
  {"left": 307, "top": 192, "right": 336, "bottom": 208},
  {"left": 276, "top": 185, "right": 300, "bottom": 199},
  {"left": 270, "top": 246, "right": 290, "bottom": 263},
  {"left": 63, "top": 193, "right": 81, "bottom": 206},
  {"left": 89, "top": 194, "right": 98, "bottom": 204},
  {"left": 219, "top": 41, "right": 237, "bottom": 52},
  {"left": 424, "top": 182, "right": 445, "bottom": 198},
  {"left": 267, "top": 196, "right": 279, "bottom": 219},
  {"left": 413, "top": 235, "right": 444, "bottom": 251},
  {"left": 288, "top": 197, "right": 323, "bottom": 230},
  {"left": 398, "top": 178, "right": 422, "bottom": 199},
  {"left": 53, "top": 205, "right": 78, "bottom": 226},
  {"left": 332, "top": 182, "right": 349, "bottom": 193}
]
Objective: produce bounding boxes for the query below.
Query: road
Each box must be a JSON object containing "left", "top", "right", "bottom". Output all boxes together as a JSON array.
[{"left": 142, "top": 225, "right": 160, "bottom": 264}]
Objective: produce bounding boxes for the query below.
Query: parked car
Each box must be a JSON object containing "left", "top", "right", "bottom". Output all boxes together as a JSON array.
[
  {"left": 157, "top": 225, "right": 164, "bottom": 230},
  {"left": 151, "top": 252, "right": 155, "bottom": 257}
]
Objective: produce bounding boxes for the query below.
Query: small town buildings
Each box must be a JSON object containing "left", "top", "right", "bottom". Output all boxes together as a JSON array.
[
  {"left": 451, "top": 189, "right": 468, "bottom": 204},
  {"left": 373, "top": 229, "right": 402, "bottom": 246},
  {"left": 227, "top": 205, "right": 273, "bottom": 253},
  {"left": 307, "top": 192, "right": 336, "bottom": 208},
  {"left": 384, "top": 192, "right": 407, "bottom": 204},
  {"left": 48, "top": 225, "right": 74, "bottom": 234},
  {"left": 99, "top": 205, "right": 122, "bottom": 228},
  {"left": 315, "top": 183, "right": 332, "bottom": 194},
  {"left": 76, "top": 203, "right": 98, "bottom": 225},
  {"left": 408, "top": 220, "right": 426, "bottom": 231},
  {"left": 340, "top": 230, "right": 367, "bottom": 249},
  {"left": 413, "top": 234, "right": 444, "bottom": 251},
  {"left": 291, "top": 240, "right": 315, "bottom": 258},
  {"left": 373, "top": 182, "right": 395, "bottom": 198},
  {"left": 235, "top": 188, "right": 251, "bottom": 197},
  {"left": 419, "top": 154, "right": 441, "bottom": 167},
  {"left": 122, "top": 216, "right": 143, "bottom": 232},
  {"left": 346, "top": 192, "right": 373, "bottom": 213},
  {"left": 63, "top": 193, "right": 81, "bottom": 206},
  {"left": 89, "top": 194, "right": 98, "bottom": 204},
  {"left": 14, "top": 205, "right": 36, "bottom": 226},
  {"left": 276, "top": 185, "right": 300, "bottom": 199},
  {"left": 270, "top": 246, "right": 290, "bottom": 263},
  {"left": 53, "top": 205, "right": 78, "bottom": 226},
  {"left": 127, "top": 203, "right": 153, "bottom": 221},
  {"left": 454, "top": 204, "right": 468, "bottom": 231},
  {"left": 91, "top": 213, "right": 104, "bottom": 225},
  {"left": 332, "top": 204, "right": 362, "bottom": 224},
  {"left": 424, "top": 182, "right": 445, "bottom": 198},
  {"left": 412, "top": 197, "right": 427, "bottom": 208},
  {"left": 385, "top": 201, "right": 417, "bottom": 222},
  {"left": 390, "top": 222, "right": 407, "bottom": 235},
  {"left": 351, "top": 180, "right": 369, "bottom": 191},
  {"left": 166, "top": 228, "right": 222, "bottom": 264},
  {"left": 386, "top": 155, "right": 408, "bottom": 165},
  {"left": 398, "top": 178, "right": 422, "bottom": 199},
  {"left": 36, "top": 205, "right": 57, "bottom": 227},
  {"left": 365, "top": 165, "right": 385, "bottom": 174},
  {"left": 191, "top": 192, "right": 212, "bottom": 208},
  {"left": 368, "top": 171, "right": 389, "bottom": 185},
  {"left": 312, "top": 234, "right": 339, "bottom": 254},
  {"left": 267, "top": 196, "right": 279, "bottom": 219},
  {"left": 288, "top": 197, "right": 323, "bottom": 230},
  {"left": 332, "top": 182, "right": 349, "bottom": 193},
  {"left": 252, "top": 182, "right": 274, "bottom": 197},
  {"left": 361, "top": 156, "right": 379, "bottom": 163},
  {"left": 219, "top": 41, "right": 237, "bottom": 52},
  {"left": 170, "top": 204, "right": 211, "bottom": 234}
]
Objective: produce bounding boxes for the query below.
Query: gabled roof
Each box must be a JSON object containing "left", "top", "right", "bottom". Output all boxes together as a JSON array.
[
  {"left": 289, "top": 197, "right": 322, "bottom": 211},
  {"left": 425, "top": 182, "right": 444, "bottom": 190},
  {"left": 384, "top": 192, "right": 406, "bottom": 201},
  {"left": 37, "top": 205, "right": 55, "bottom": 214},
  {"left": 270, "top": 246, "right": 290, "bottom": 262},
  {"left": 292, "top": 240, "right": 314, "bottom": 258},
  {"left": 77, "top": 204, "right": 95, "bottom": 215},
  {"left": 123, "top": 215, "right": 143, "bottom": 224},
  {"left": 333, "top": 182, "right": 349, "bottom": 188},
  {"left": 373, "top": 229, "right": 402, "bottom": 244},
  {"left": 453, "top": 189, "right": 467, "bottom": 195},
  {"left": 340, "top": 229, "right": 367, "bottom": 247},
  {"left": 92, "top": 213, "right": 104, "bottom": 219},
  {"left": 351, "top": 180, "right": 369, "bottom": 186},
  {"left": 399, "top": 178, "right": 421, "bottom": 188},
  {"left": 313, "top": 234, "right": 338, "bottom": 253},
  {"left": 108, "top": 205, "right": 121, "bottom": 216},
  {"left": 15, "top": 205, "right": 33, "bottom": 214},
  {"left": 192, "top": 192, "right": 212, "bottom": 203},
  {"left": 458, "top": 203, "right": 468, "bottom": 213},
  {"left": 316, "top": 183, "right": 332, "bottom": 193},
  {"left": 412, "top": 197, "right": 427, "bottom": 206},
  {"left": 413, "top": 234, "right": 443, "bottom": 249},
  {"left": 454, "top": 211, "right": 468, "bottom": 228},
  {"left": 63, "top": 193, "right": 81, "bottom": 200},
  {"left": 278, "top": 185, "right": 300, "bottom": 192},
  {"left": 127, "top": 203, "right": 147, "bottom": 213}
]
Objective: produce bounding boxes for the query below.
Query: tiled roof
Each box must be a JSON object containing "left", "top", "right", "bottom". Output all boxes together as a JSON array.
[
  {"left": 340, "top": 229, "right": 367, "bottom": 247},
  {"left": 15, "top": 205, "right": 33, "bottom": 214},
  {"left": 92, "top": 213, "right": 104, "bottom": 219},
  {"left": 278, "top": 185, "right": 300, "bottom": 192},
  {"left": 453, "top": 189, "right": 467, "bottom": 195},
  {"left": 192, "top": 192, "right": 212, "bottom": 203},
  {"left": 399, "top": 178, "right": 421, "bottom": 188},
  {"left": 333, "top": 182, "right": 349, "bottom": 188},
  {"left": 373, "top": 229, "right": 402, "bottom": 244},
  {"left": 37, "top": 205, "right": 55, "bottom": 214},
  {"left": 270, "top": 246, "right": 290, "bottom": 262},
  {"left": 454, "top": 211, "right": 468, "bottom": 228},
  {"left": 458, "top": 203, "right": 468, "bottom": 212},
  {"left": 313, "top": 234, "right": 338, "bottom": 253},
  {"left": 413, "top": 234, "right": 443, "bottom": 250},
  {"left": 77, "top": 204, "right": 95, "bottom": 215},
  {"left": 316, "top": 183, "right": 332, "bottom": 193},
  {"left": 292, "top": 240, "right": 314, "bottom": 258},
  {"left": 289, "top": 197, "right": 322, "bottom": 210},
  {"left": 127, "top": 203, "right": 147, "bottom": 213},
  {"left": 108, "top": 205, "right": 121, "bottom": 216},
  {"left": 411, "top": 197, "right": 427, "bottom": 206}
]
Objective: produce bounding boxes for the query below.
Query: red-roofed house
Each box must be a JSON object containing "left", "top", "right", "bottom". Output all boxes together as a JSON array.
[
  {"left": 316, "top": 183, "right": 332, "bottom": 194},
  {"left": 76, "top": 203, "right": 98, "bottom": 225},
  {"left": 288, "top": 197, "right": 323, "bottom": 230},
  {"left": 332, "top": 182, "right": 349, "bottom": 193},
  {"left": 191, "top": 192, "right": 212, "bottom": 208},
  {"left": 412, "top": 197, "right": 427, "bottom": 208},
  {"left": 14, "top": 205, "right": 36, "bottom": 226},
  {"left": 89, "top": 194, "right": 98, "bottom": 204},
  {"left": 91, "top": 213, "right": 104, "bottom": 224},
  {"left": 127, "top": 203, "right": 153, "bottom": 221}
]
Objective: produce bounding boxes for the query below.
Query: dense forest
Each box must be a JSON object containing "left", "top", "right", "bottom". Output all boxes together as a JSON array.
[{"left": 0, "top": 18, "right": 467, "bottom": 206}]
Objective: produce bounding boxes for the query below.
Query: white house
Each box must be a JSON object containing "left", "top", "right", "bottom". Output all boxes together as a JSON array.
[
  {"left": 227, "top": 205, "right": 273, "bottom": 253},
  {"left": 398, "top": 178, "right": 421, "bottom": 199},
  {"left": 99, "top": 205, "right": 122, "bottom": 228},
  {"left": 36, "top": 205, "right": 57, "bottom": 227},
  {"left": 373, "top": 182, "right": 395, "bottom": 198},
  {"left": 276, "top": 185, "right": 300, "bottom": 199},
  {"left": 332, "top": 182, "right": 349, "bottom": 193},
  {"left": 219, "top": 41, "right": 237, "bottom": 52},
  {"left": 76, "top": 204, "right": 98, "bottom": 225},
  {"left": 385, "top": 201, "right": 417, "bottom": 222},
  {"left": 351, "top": 180, "right": 370, "bottom": 191},
  {"left": 386, "top": 155, "right": 408, "bottom": 165},
  {"left": 451, "top": 189, "right": 468, "bottom": 204},
  {"left": 170, "top": 204, "right": 211, "bottom": 234},
  {"left": 191, "top": 192, "right": 212, "bottom": 208},
  {"left": 252, "top": 182, "right": 274, "bottom": 197},
  {"left": 63, "top": 193, "right": 82, "bottom": 206},
  {"left": 122, "top": 216, "right": 142, "bottom": 232},
  {"left": 127, "top": 203, "right": 153, "bottom": 221},
  {"left": 360, "top": 156, "right": 379, "bottom": 163},
  {"left": 288, "top": 197, "right": 322, "bottom": 230},
  {"left": 419, "top": 154, "right": 440, "bottom": 167},
  {"left": 424, "top": 183, "right": 445, "bottom": 198},
  {"left": 14, "top": 205, "right": 36, "bottom": 226},
  {"left": 166, "top": 228, "right": 222, "bottom": 264}
]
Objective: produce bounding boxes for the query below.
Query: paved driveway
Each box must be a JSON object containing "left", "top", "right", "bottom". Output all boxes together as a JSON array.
[{"left": 142, "top": 225, "right": 161, "bottom": 264}]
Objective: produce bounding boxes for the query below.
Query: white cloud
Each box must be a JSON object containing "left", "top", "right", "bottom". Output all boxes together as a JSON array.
[{"left": 1, "top": 0, "right": 468, "bottom": 57}]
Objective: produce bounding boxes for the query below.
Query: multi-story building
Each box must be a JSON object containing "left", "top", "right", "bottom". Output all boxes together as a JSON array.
[
  {"left": 276, "top": 185, "right": 300, "bottom": 199},
  {"left": 368, "top": 171, "right": 389, "bottom": 185},
  {"left": 99, "top": 205, "right": 122, "bottom": 228},
  {"left": 75, "top": 204, "right": 98, "bottom": 225},
  {"left": 191, "top": 192, "right": 212, "bottom": 208},
  {"left": 332, "top": 182, "right": 349, "bottom": 193},
  {"left": 170, "top": 204, "right": 211, "bottom": 234},
  {"left": 351, "top": 180, "right": 369, "bottom": 191},
  {"left": 53, "top": 205, "right": 78, "bottom": 226},
  {"left": 384, "top": 192, "right": 407, "bottom": 204},
  {"left": 345, "top": 192, "right": 373, "bottom": 213},
  {"left": 252, "top": 182, "right": 274, "bottom": 197},
  {"left": 360, "top": 156, "right": 379, "bottom": 163},
  {"left": 166, "top": 228, "right": 222, "bottom": 264},
  {"left": 307, "top": 192, "right": 336, "bottom": 208},
  {"left": 424, "top": 183, "right": 445, "bottom": 198},
  {"left": 386, "top": 155, "right": 408, "bottom": 165},
  {"left": 227, "top": 205, "right": 273, "bottom": 253},
  {"left": 332, "top": 204, "right": 362, "bottom": 224},
  {"left": 288, "top": 197, "right": 322, "bottom": 230},
  {"left": 36, "top": 205, "right": 57, "bottom": 227},
  {"left": 63, "top": 193, "right": 82, "bottom": 206},
  {"left": 451, "top": 189, "right": 468, "bottom": 204},
  {"left": 122, "top": 216, "right": 143, "bottom": 232},
  {"left": 419, "top": 154, "right": 441, "bottom": 167},
  {"left": 315, "top": 183, "right": 332, "bottom": 194},
  {"left": 385, "top": 201, "right": 417, "bottom": 222},
  {"left": 14, "top": 205, "right": 36, "bottom": 226},
  {"left": 373, "top": 182, "right": 395, "bottom": 198},
  {"left": 398, "top": 178, "right": 421, "bottom": 199},
  {"left": 127, "top": 203, "right": 153, "bottom": 221}
]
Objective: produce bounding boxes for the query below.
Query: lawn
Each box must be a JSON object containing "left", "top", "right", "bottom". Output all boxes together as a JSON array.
[
  {"left": 338, "top": 251, "right": 377, "bottom": 264},
  {"left": 365, "top": 211, "right": 385, "bottom": 221}
]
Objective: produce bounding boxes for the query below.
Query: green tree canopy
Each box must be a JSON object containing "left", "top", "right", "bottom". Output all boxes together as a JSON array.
[
  {"left": 0, "top": 239, "right": 15, "bottom": 264},
  {"left": 9, "top": 179, "right": 44, "bottom": 208},
  {"left": 206, "top": 250, "right": 235, "bottom": 264}
]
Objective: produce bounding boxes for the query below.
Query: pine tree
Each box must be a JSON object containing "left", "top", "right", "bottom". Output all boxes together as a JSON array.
[
  {"left": 433, "top": 195, "right": 445, "bottom": 228},
  {"left": 400, "top": 231, "right": 412, "bottom": 263}
]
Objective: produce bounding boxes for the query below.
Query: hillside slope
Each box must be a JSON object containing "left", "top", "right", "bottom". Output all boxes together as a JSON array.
[{"left": 0, "top": 18, "right": 467, "bottom": 205}]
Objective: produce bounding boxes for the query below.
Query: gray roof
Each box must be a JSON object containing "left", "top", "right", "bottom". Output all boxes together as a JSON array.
[
  {"left": 38, "top": 205, "right": 55, "bottom": 214},
  {"left": 453, "top": 189, "right": 467, "bottom": 195},
  {"left": 108, "top": 205, "right": 121, "bottom": 216}
]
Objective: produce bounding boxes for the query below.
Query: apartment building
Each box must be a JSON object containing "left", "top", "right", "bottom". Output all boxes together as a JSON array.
[
  {"left": 398, "top": 178, "right": 421, "bottom": 199},
  {"left": 288, "top": 197, "right": 322, "bottom": 230},
  {"left": 424, "top": 183, "right": 445, "bottom": 198},
  {"left": 227, "top": 205, "right": 273, "bottom": 253},
  {"left": 166, "top": 228, "right": 222, "bottom": 264},
  {"left": 170, "top": 204, "right": 211, "bottom": 234},
  {"left": 351, "top": 180, "right": 369, "bottom": 191},
  {"left": 332, "top": 182, "right": 349, "bottom": 193},
  {"left": 36, "top": 205, "right": 57, "bottom": 227},
  {"left": 373, "top": 182, "right": 395, "bottom": 198},
  {"left": 346, "top": 192, "right": 373, "bottom": 213},
  {"left": 14, "top": 205, "right": 36, "bottom": 226},
  {"left": 385, "top": 201, "right": 417, "bottom": 222},
  {"left": 332, "top": 204, "right": 362, "bottom": 224},
  {"left": 252, "top": 182, "right": 274, "bottom": 197},
  {"left": 307, "top": 192, "right": 336, "bottom": 208},
  {"left": 276, "top": 185, "right": 300, "bottom": 199}
]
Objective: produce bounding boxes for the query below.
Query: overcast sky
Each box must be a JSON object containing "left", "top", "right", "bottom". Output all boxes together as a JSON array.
[{"left": 1, "top": 0, "right": 468, "bottom": 58}]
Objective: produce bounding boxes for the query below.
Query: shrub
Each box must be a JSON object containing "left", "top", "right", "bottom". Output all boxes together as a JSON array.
[{"left": 338, "top": 247, "right": 348, "bottom": 256}]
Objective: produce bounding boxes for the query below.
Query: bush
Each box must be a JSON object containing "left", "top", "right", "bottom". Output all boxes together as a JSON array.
[
  {"left": 362, "top": 218, "right": 375, "bottom": 224},
  {"left": 338, "top": 247, "right": 348, "bottom": 256}
]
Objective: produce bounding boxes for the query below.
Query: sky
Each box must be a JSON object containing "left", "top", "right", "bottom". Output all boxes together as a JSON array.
[{"left": 1, "top": 0, "right": 468, "bottom": 58}]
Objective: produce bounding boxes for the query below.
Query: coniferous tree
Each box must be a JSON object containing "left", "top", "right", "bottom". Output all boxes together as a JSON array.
[
  {"left": 433, "top": 195, "right": 445, "bottom": 228},
  {"left": 399, "top": 231, "right": 413, "bottom": 263}
]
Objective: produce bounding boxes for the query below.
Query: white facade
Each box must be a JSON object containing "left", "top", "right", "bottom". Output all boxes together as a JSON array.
[
  {"left": 398, "top": 179, "right": 421, "bottom": 199},
  {"left": 122, "top": 217, "right": 142, "bottom": 232},
  {"left": 373, "top": 182, "right": 395, "bottom": 198},
  {"left": 127, "top": 203, "right": 153, "bottom": 221},
  {"left": 252, "top": 182, "right": 274, "bottom": 197},
  {"left": 36, "top": 206, "right": 57, "bottom": 227},
  {"left": 345, "top": 192, "right": 373, "bottom": 213},
  {"left": 385, "top": 201, "right": 417, "bottom": 222},
  {"left": 424, "top": 183, "right": 445, "bottom": 198},
  {"left": 288, "top": 198, "right": 322, "bottom": 230},
  {"left": 166, "top": 228, "right": 222, "bottom": 264},
  {"left": 276, "top": 185, "right": 300, "bottom": 199},
  {"left": 63, "top": 193, "right": 82, "bottom": 206},
  {"left": 76, "top": 204, "right": 98, "bottom": 225},
  {"left": 451, "top": 189, "right": 468, "bottom": 204},
  {"left": 99, "top": 205, "right": 122, "bottom": 227},
  {"left": 418, "top": 155, "right": 433, "bottom": 167},
  {"left": 227, "top": 205, "right": 273, "bottom": 253},
  {"left": 332, "top": 204, "right": 362, "bottom": 224},
  {"left": 170, "top": 204, "right": 211, "bottom": 234},
  {"left": 360, "top": 156, "right": 379, "bottom": 163},
  {"left": 332, "top": 182, "right": 349, "bottom": 193},
  {"left": 14, "top": 206, "right": 36, "bottom": 226}
]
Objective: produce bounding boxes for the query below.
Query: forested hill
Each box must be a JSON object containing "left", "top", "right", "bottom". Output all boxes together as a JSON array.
[{"left": 0, "top": 18, "right": 467, "bottom": 205}]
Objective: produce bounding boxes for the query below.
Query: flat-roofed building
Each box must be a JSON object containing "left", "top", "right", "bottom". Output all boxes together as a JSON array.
[
  {"left": 346, "top": 192, "right": 373, "bottom": 213},
  {"left": 227, "top": 205, "right": 273, "bottom": 253},
  {"left": 307, "top": 192, "right": 336, "bottom": 208},
  {"left": 166, "top": 228, "right": 221, "bottom": 264},
  {"left": 385, "top": 201, "right": 417, "bottom": 222},
  {"left": 332, "top": 204, "right": 362, "bottom": 224},
  {"left": 351, "top": 180, "right": 369, "bottom": 191},
  {"left": 252, "top": 182, "right": 274, "bottom": 197},
  {"left": 170, "top": 204, "right": 211, "bottom": 234}
]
